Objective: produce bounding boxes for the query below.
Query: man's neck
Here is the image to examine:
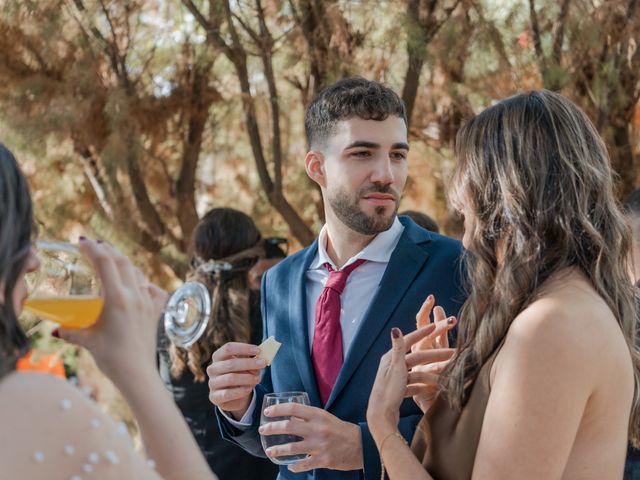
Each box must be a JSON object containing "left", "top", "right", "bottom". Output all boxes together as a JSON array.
[{"left": 323, "top": 214, "right": 378, "bottom": 269}]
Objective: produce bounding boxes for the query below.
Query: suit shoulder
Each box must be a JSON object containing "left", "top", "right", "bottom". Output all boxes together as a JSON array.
[
  {"left": 265, "top": 243, "right": 315, "bottom": 278},
  {"left": 427, "top": 231, "right": 462, "bottom": 250}
]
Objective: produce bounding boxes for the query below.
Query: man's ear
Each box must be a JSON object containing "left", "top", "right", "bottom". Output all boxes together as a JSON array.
[{"left": 305, "top": 150, "right": 326, "bottom": 188}]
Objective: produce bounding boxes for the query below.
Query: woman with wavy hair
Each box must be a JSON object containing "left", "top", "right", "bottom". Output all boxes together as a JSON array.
[
  {"left": 0, "top": 143, "right": 216, "bottom": 479},
  {"left": 157, "top": 208, "right": 279, "bottom": 480},
  {"left": 367, "top": 90, "right": 640, "bottom": 479}
]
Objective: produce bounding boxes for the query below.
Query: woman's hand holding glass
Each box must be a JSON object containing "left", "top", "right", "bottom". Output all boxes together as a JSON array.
[
  {"left": 53, "top": 238, "right": 167, "bottom": 378},
  {"left": 26, "top": 240, "right": 212, "bottom": 351}
]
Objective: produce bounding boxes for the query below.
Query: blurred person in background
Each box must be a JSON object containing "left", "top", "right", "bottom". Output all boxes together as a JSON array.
[
  {"left": 157, "top": 208, "right": 280, "bottom": 480},
  {"left": 399, "top": 210, "right": 440, "bottom": 234}
]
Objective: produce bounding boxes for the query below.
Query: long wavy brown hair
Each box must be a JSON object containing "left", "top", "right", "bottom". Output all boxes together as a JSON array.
[
  {"left": 444, "top": 90, "right": 640, "bottom": 446},
  {"left": 169, "top": 208, "right": 261, "bottom": 382}
]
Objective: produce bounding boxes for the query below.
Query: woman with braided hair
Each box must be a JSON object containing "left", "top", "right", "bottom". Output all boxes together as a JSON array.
[{"left": 157, "top": 208, "right": 280, "bottom": 480}]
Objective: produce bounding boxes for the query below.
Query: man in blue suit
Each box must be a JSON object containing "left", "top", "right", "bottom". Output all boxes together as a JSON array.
[{"left": 208, "top": 77, "right": 466, "bottom": 479}]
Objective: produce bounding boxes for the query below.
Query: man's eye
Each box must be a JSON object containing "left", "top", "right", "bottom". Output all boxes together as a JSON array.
[
  {"left": 351, "top": 150, "right": 371, "bottom": 158},
  {"left": 391, "top": 151, "right": 407, "bottom": 160}
]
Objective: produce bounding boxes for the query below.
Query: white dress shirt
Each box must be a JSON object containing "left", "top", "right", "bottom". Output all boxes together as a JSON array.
[
  {"left": 222, "top": 218, "right": 405, "bottom": 426},
  {"left": 305, "top": 217, "right": 404, "bottom": 354}
]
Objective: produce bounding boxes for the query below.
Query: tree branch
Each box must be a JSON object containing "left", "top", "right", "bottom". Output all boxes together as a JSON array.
[
  {"left": 255, "top": 0, "right": 283, "bottom": 191},
  {"left": 552, "top": 0, "right": 572, "bottom": 66},
  {"left": 528, "top": 0, "right": 545, "bottom": 64},
  {"left": 181, "top": 0, "right": 233, "bottom": 56}
]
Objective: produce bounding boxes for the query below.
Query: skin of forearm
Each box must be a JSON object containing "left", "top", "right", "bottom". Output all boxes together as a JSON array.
[
  {"left": 112, "top": 366, "right": 215, "bottom": 480},
  {"left": 376, "top": 432, "right": 432, "bottom": 480}
]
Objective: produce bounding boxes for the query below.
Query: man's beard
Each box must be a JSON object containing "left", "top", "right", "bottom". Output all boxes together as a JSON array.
[{"left": 327, "top": 184, "right": 400, "bottom": 235}]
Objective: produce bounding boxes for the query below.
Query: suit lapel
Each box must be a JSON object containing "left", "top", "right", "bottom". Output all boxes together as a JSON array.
[
  {"left": 325, "top": 220, "right": 431, "bottom": 410},
  {"left": 288, "top": 241, "right": 322, "bottom": 407}
]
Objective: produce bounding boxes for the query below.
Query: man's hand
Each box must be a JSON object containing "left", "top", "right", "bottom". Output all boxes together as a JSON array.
[
  {"left": 207, "top": 342, "right": 266, "bottom": 420},
  {"left": 258, "top": 403, "right": 364, "bottom": 472}
]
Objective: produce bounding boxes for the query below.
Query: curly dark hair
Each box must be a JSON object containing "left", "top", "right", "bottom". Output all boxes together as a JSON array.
[{"left": 305, "top": 76, "right": 407, "bottom": 149}]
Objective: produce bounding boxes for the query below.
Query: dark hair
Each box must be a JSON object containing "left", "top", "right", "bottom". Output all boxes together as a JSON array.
[
  {"left": 400, "top": 210, "right": 440, "bottom": 233},
  {"left": 624, "top": 188, "right": 640, "bottom": 217},
  {"left": 170, "top": 208, "right": 262, "bottom": 381},
  {"left": 0, "top": 144, "right": 33, "bottom": 378},
  {"left": 305, "top": 77, "right": 407, "bottom": 149},
  {"left": 446, "top": 90, "right": 640, "bottom": 446},
  {"left": 263, "top": 237, "right": 287, "bottom": 259}
]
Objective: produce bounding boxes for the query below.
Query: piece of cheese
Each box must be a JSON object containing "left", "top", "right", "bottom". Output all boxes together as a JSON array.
[{"left": 257, "top": 336, "right": 281, "bottom": 366}]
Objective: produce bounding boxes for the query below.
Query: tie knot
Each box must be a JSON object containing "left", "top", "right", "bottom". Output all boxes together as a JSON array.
[{"left": 324, "top": 259, "right": 366, "bottom": 294}]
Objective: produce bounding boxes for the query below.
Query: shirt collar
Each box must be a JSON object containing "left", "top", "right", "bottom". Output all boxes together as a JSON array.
[{"left": 310, "top": 217, "right": 404, "bottom": 270}]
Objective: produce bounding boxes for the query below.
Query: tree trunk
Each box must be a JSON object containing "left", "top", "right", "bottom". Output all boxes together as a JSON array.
[
  {"left": 402, "top": 55, "right": 425, "bottom": 128},
  {"left": 176, "top": 65, "right": 214, "bottom": 245}
]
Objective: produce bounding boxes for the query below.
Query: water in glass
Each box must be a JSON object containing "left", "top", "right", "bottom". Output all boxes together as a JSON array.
[{"left": 260, "top": 392, "right": 310, "bottom": 465}]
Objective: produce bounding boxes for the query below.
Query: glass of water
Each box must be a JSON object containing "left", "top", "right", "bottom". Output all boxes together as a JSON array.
[{"left": 260, "top": 392, "right": 310, "bottom": 465}]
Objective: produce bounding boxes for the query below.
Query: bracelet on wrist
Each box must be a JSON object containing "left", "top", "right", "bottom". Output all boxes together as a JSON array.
[{"left": 378, "top": 431, "right": 408, "bottom": 480}]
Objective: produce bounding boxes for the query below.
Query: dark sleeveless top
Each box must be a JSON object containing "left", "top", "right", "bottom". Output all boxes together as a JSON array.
[
  {"left": 411, "top": 348, "right": 500, "bottom": 480},
  {"left": 156, "top": 292, "right": 278, "bottom": 480}
]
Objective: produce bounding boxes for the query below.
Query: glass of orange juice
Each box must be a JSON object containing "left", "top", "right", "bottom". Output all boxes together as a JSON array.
[
  {"left": 25, "top": 241, "right": 212, "bottom": 347},
  {"left": 24, "top": 241, "right": 103, "bottom": 328}
]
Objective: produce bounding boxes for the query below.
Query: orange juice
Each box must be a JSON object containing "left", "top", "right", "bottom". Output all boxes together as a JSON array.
[{"left": 24, "top": 296, "right": 103, "bottom": 328}]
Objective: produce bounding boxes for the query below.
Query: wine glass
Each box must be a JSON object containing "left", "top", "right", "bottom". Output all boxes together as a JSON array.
[
  {"left": 163, "top": 281, "right": 211, "bottom": 347},
  {"left": 25, "top": 241, "right": 212, "bottom": 348},
  {"left": 260, "top": 392, "right": 310, "bottom": 465}
]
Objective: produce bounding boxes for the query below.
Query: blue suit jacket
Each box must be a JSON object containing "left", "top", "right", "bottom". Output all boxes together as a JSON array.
[{"left": 217, "top": 217, "right": 467, "bottom": 480}]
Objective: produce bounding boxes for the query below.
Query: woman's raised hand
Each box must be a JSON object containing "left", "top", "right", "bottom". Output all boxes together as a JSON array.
[
  {"left": 367, "top": 324, "right": 438, "bottom": 437},
  {"left": 408, "top": 295, "right": 457, "bottom": 413},
  {"left": 58, "top": 238, "right": 168, "bottom": 379}
]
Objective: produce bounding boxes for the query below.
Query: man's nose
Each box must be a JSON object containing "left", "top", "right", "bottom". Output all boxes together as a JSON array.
[{"left": 370, "top": 156, "right": 394, "bottom": 185}]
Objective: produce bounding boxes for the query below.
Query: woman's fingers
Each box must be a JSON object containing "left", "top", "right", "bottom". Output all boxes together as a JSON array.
[
  {"left": 407, "top": 365, "right": 445, "bottom": 385},
  {"left": 434, "top": 316, "right": 457, "bottom": 349},
  {"left": 402, "top": 324, "right": 437, "bottom": 351},
  {"left": 147, "top": 283, "right": 168, "bottom": 318},
  {"left": 405, "top": 348, "right": 455, "bottom": 368},
  {"left": 406, "top": 383, "right": 439, "bottom": 398},
  {"left": 77, "top": 239, "right": 122, "bottom": 305},
  {"left": 415, "top": 294, "right": 435, "bottom": 329},
  {"left": 104, "top": 243, "right": 140, "bottom": 292},
  {"left": 390, "top": 328, "right": 406, "bottom": 365},
  {"left": 57, "top": 326, "right": 91, "bottom": 350},
  {"left": 407, "top": 372, "right": 439, "bottom": 386},
  {"left": 433, "top": 305, "right": 446, "bottom": 322},
  {"left": 412, "top": 316, "right": 456, "bottom": 351}
]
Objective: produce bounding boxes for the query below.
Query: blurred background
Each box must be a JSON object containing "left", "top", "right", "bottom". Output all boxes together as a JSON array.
[{"left": 1, "top": 0, "right": 638, "bottom": 443}]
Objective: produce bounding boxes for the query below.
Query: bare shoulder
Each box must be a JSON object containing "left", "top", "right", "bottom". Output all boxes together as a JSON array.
[
  {"left": 0, "top": 371, "right": 161, "bottom": 480},
  {"left": 496, "top": 270, "right": 630, "bottom": 381},
  {"left": 510, "top": 272, "right": 620, "bottom": 348}
]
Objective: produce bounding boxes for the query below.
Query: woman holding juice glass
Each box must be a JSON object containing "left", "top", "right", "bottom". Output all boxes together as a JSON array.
[{"left": 0, "top": 143, "right": 217, "bottom": 480}]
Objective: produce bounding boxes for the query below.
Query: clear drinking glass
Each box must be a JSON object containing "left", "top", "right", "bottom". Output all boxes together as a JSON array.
[
  {"left": 25, "top": 241, "right": 211, "bottom": 347},
  {"left": 24, "top": 241, "right": 102, "bottom": 328},
  {"left": 260, "top": 392, "right": 310, "bottom": 465},
  {"left": 163, "top": 281, "right": 211, "bottom": 347}
]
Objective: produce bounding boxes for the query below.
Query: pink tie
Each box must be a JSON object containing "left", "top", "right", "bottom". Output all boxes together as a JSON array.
[{"left": 312, "top": 259, "right": 366, "bottom": 405}]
